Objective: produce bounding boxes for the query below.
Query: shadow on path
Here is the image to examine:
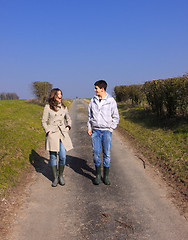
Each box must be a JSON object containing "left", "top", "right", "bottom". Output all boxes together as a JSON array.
[
  {"left": 29, "top": 149, "right": 52, "bottom": 181},
  {"left": 66, "top": 155, "right": 95, "bottom": 182}
]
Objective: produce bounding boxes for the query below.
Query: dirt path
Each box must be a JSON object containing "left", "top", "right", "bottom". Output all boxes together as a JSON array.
[{"left": 3, "top": 99, "right": 188, "bottom": 240}]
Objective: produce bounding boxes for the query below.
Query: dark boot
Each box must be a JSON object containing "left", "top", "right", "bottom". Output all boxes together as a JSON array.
[
  {"left": 103, "top": 167, "right": 110, "bottom": 185},
  {"left": 51, "top": 165, "right": 58, "bottom": 187},
  {"left": 94, "top": 165, "right": 101, "bottom": 185},
  {"left": 59, "top": 165, "right": 65, "bottom": 186}
]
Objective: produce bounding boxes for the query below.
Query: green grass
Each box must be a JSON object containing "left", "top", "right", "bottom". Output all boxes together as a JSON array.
[
  {"left": 63, "top": 99, "right": 73, "bottom": 109},
  {"left": 0, "top": 99, "right": 73, "bottom": 197},
  {"left": 0, "top": 100, "right": 45, "bottom": 196},
  {"left": 118, "top": 103, "right": 188, "bottom": 184}
]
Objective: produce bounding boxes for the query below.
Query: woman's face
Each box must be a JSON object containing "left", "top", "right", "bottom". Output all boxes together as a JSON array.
[{"left": 55, "top": 90, "right": 62, "bottom": 102}]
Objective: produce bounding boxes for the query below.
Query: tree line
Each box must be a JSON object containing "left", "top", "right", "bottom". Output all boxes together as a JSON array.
[{"left": 0, "top": 92, "right": 19, "bottom": 100}]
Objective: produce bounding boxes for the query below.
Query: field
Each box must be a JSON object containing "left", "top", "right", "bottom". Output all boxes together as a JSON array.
[{"left": 0, "top": 99, "right": 72, "bottom": 197}]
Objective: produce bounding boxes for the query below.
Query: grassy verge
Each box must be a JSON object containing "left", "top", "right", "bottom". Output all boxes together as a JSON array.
[
  {"left": 0, "top": 99, "right": 73, "bottom": 198},
  {"left": 117, "top": 103, "right": 188, "bottom": 186},
  {"left": 63, "top": 99, "right": 73, "bottom": 109}
]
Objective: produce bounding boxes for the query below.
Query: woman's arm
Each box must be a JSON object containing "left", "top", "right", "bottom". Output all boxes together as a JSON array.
[
  {"left": 64, "top": 107, "right": 72, "bottom": 130},
  {"left": 42, "top": 105, "right": 51, "bottom": 133}
]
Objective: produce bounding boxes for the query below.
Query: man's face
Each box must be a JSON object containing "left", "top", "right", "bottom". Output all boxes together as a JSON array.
[{"left": 94, "top": 85, "right": 103, "bottom": 97}]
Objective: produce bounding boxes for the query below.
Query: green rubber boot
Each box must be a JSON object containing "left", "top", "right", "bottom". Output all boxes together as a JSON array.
[
  {"left": 103, "top": 167, "right": 110, "bottom": 185},
  {"left": 59, "top": 165, "right": 65, "bottom": 186},
  {"left": 94, "top": 165, "right": 101, "bottom": 185},
  {"left": 51, "top": 165, "right": 58, "bottom": 187}
]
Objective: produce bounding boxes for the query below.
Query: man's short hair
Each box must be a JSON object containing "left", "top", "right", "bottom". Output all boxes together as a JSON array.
[{"left": 94, "top": 80, "right": 107, "bottom": 91}]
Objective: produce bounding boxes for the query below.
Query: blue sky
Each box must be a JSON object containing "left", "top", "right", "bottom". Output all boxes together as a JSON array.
[{"left": 0, "top": 0, "right": 188, "bottom": 99}]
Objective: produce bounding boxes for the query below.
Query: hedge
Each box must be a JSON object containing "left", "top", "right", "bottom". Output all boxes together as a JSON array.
[{"left": 114, "top": 75, "right": 188, "bottom": 117}]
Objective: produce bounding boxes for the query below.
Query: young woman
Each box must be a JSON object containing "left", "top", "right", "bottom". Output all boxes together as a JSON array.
[{"left": 42, "top": 88, "right": 73, "bottom": 187}]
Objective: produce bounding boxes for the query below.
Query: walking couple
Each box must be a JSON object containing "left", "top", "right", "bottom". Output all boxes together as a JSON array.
[{"left": 42, "top": 80, "right": 119, "bottom": 187}]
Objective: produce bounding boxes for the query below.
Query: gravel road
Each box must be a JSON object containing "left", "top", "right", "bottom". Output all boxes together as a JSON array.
[{"left": 7, "top": 99, "right": 188, "bottom": 240}]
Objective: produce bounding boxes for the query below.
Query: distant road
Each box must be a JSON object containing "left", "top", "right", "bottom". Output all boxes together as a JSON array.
[{"left": 7, "top": 99, "right": 188, "bottom": 240}]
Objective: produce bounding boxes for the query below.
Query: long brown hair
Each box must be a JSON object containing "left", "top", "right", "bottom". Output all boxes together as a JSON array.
[{"left": 48, "top": 88, "right": 66, "bottom": 111}]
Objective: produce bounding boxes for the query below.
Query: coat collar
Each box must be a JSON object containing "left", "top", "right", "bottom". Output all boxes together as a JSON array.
[{"left": 94, "top": 93, "right": 109, "bottom": 101}]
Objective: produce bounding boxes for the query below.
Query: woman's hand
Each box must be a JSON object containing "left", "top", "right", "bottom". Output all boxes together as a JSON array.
[{"left": 66, "top": 125, "right": 71, "bottom": 131}]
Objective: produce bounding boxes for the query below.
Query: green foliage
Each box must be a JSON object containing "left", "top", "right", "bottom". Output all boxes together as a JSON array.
[
  {"left": 114, "top": 75, "right": 188, "bottom": 118},
  {"left": 114, "top": 84, "right": 144, "bottom": 104},
  {"left": 114, "top": 85, "right": 129, "bottom": 102},
  {"left": 32, "top": 81, "right": 53, "bottom": 104},
  {"left": 144, "top": 80, "right": 164, "bottom": 116},
  {"left": 144, "top": 75, "right": 188, "bottom": 117},
  {"left": 128, "top": 84, "right": 144, "bottom": 104}
]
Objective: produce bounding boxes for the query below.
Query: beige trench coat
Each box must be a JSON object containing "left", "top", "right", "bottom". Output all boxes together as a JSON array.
[{"left": 42, "top": 104, "right": 73, "bottom": 152}]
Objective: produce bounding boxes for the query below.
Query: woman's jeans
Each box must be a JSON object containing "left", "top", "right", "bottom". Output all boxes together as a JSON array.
[
  {"left": 91, "top": 129, "right": 112, "bottom": 168},
  {"left": 49, "top": 141, "right": 66, "bottom": 166}
]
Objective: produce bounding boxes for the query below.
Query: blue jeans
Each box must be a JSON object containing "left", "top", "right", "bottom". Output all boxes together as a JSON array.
[
  {"left": 49, "top": 141, "right": 66, "bottom": 166},
  {"left": 91, "top": 129, "right": 112, "bottom": 168}
]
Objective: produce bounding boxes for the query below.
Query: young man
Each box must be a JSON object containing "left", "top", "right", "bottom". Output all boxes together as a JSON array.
[{"left": 87, "top": 80, "right": 119, "bottom": 185}]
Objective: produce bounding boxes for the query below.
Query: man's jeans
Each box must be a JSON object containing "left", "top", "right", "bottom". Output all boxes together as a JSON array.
[
  {"left": 91, "top": 129, "right": 112, "bottom": 167},
  {"left": 49, "top": 141, "right": 66, "bottom": 166}
]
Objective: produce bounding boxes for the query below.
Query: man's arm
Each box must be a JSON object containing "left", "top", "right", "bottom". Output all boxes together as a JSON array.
[
  {"left": 87, "top": 101, "right": 92, "bottom": 135},
  {"left": 111, "top": 99, "right": 120, "bottom": 130}
]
